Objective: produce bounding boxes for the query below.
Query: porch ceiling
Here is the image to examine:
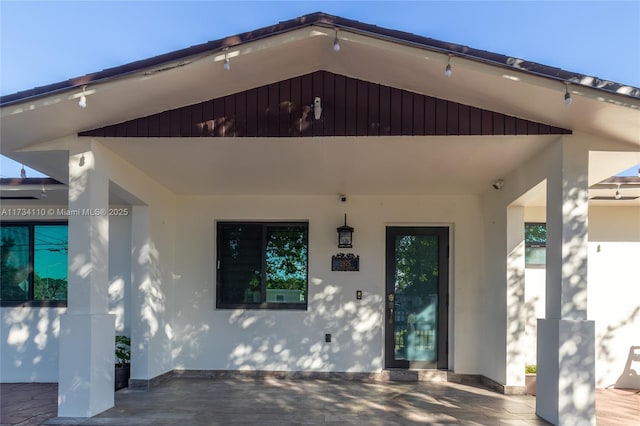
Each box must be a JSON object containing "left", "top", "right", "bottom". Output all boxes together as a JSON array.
[
  {"left": 99, "top": 135, "right": 557, "bottom": 196},
  {"left": 1, "top": 18, "right": 639, "bottom": 203}
]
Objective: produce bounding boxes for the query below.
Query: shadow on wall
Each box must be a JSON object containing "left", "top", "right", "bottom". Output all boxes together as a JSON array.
[
  {"left": 614, "top": 346, "right": 640, "bottom": 389},
  {"left": 222, "top": 281, "right": 384, "bottom": 372},
  {"left": 1, "top": 307, "right": 65, "bottom": 381}
]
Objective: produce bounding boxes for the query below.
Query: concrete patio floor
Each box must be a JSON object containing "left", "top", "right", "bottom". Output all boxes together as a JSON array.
[{"left": 2, "top": 378, "right": 639, "bottom": 425}]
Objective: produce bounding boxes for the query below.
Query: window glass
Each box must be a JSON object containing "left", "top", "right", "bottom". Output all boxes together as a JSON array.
[
  {"left": 525, "top": 223, "right": 546, "bottom": 267},
  {"left": 217, "top": 222, "right": 308, "bottom": 309},
  {"left": 218, "top": 224, "right": 262, "bottom": 304},
  {"left": 266, "top": 226, "right": 308, "bottom": 304},
  {"left": 1, "top": 223, "right": 68, "bottom": 305},
  {"left": 34, "top": 225, "right": 68, "bottom": 301},
  {"left": 0, "top": 226, "right": 30, "bottom": 301}
]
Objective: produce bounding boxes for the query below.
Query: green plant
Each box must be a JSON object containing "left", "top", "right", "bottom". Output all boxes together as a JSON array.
[
  {"left": 525, "top": 364, "right": 537, "bottom": 374},
  {"left": 115, "top": 335, "right": 131, "bottom": 367}
]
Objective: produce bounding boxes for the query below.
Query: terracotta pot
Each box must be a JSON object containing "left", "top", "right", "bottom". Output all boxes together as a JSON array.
[{"left": 525, "top": 373, "right": 536, "bottom": 396}]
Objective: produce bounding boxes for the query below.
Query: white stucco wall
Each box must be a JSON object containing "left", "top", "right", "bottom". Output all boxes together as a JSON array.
[
  {"left": 0, "top": 205, "right": 132, "bottom": 382},
  {"left": 524, "top": 205, "right": 640, "bottom": 388},
  {"left": 170, "top": 194, "right": 484, "bottom": 374}
]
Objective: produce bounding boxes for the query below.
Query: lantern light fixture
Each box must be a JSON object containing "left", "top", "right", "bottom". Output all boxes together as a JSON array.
[
  {"left": 20, "top": 165, "right": 27, "bottom": 179},
  {"left": 337, "top": 214, "right": 354, "bottom": 248}
]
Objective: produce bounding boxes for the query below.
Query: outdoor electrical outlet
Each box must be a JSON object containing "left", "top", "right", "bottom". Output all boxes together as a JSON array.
[
  {"left": 356, "top": 290, "right": 362, "bottom": 300},
  {"left": 325, "top": 333, "right": 331, "bottom": 343}
]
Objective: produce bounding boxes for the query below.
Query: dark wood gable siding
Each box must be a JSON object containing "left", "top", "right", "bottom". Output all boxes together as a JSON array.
[{"left": 79, "top": 71, "right": 571, "bottom": 138}]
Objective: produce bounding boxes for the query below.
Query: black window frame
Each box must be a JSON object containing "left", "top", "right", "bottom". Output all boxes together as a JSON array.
[
  {"left": 216, "top": 221, "right": 309, "bottom": 310},
  {"left": 0, "top": 221, "right": 68, "bottom": 307}
]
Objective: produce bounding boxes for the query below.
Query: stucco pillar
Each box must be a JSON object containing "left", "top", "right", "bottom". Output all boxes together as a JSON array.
[
  {"left": 58, "top": 148, "right": 115, "bottom": 417},
  {"left": 536, "top": 138, "right": 595, "bottom": 425},
  {"left": 129, "top": 205, "right": 152, "bottom": 387},
  {"left": 506, "top": 206, "right": 525, "bottom": 389}
]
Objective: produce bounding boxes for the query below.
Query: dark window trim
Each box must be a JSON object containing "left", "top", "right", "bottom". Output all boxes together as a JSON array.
[
  {"left": 1, "top": 221, "right": 68, "bottom": 308},
  {"left": 216, "top": 221, "right": 309, "bottom": 310}
]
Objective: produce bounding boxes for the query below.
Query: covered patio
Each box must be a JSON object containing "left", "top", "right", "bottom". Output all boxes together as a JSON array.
[
  {"left": 3, "top": 376, "right": 639, "bottom": 425},
  {"left": 1, "top": 12, "right": 639, "bottom": 426}
]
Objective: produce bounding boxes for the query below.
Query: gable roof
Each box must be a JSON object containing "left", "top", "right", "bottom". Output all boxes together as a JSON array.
[
  {"left": 79, "top": 71, "right": 570, "bottom": 138},
  {"left": 1, "top": 12, "right": 638, "bottom": 106}
]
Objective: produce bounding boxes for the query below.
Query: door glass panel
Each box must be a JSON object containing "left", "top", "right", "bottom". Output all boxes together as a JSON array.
[{"left": 393, "top": 234, "right": 438, "bottom": 362}]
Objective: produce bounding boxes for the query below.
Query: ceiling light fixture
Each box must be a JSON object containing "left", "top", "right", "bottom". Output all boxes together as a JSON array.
[
  {"left": 223, "top": 50, "right": 230, "bottom": 71},
  {"left": 78, "top": 86, "right": 87, "bottom": 108},
  {"left": 444, "top": 56, "right": 452, "bottom": 78},
  {"left": 20, "top": 165, "right": 27, "bottom": 179},
  {"left": 333, "top": 28, "right": 341, "bottom": 52},
  {"left": 564, "top": 84, "right": 572, "bottom": 105}
]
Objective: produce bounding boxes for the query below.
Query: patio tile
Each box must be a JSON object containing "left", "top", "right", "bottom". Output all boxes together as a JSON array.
[{"left": 3, "top": 379, "right": 640, "bottom": 425}]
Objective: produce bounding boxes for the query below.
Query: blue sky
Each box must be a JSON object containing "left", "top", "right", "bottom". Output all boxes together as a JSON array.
[{"left": 1, "top": 1, "right": 639, "bottom": 177}]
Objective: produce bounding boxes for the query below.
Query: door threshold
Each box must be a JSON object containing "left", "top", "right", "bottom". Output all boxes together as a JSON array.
[{"left": 382, "top": 369, "right": 449, "bottom": 382}]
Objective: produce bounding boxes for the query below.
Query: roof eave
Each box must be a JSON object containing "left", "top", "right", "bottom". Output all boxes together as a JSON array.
[{"left": 1, "top": 11, "right": 639, "bottom": 107}]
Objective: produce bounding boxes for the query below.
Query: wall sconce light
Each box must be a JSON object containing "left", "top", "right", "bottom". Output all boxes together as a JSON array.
[
  {"left": 337, "top": 214, "right": 354, "bottom": 248},
  {"left": 313, "top": 97, "right": 322, "bottom": 120},
  {"left": 40, "top": 185, "right": 47, "bottom": 199},
  {"left": 20, "top": 165, "right": 27, "bottom": 179},
  {"left": 615, "top": 184, "right": 621, "bottom": 200}
]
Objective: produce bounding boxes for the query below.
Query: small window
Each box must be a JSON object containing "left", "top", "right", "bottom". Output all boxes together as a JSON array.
[
  {"left": 1, "top": 223, "right": 68, "bottom": 306},
  {"left": 217, "top": 222, "right": 308, "bottom": 309},
  {"left": 525, "top": 223, "right": 546, "bottom": 267}
]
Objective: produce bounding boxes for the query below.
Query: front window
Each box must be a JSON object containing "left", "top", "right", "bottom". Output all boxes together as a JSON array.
[
  {"left": 216, "top": 222, "right": 308, "bottom": 309},
  {"left": 1, "top": 223, "right": 68, "bottom": 306}
]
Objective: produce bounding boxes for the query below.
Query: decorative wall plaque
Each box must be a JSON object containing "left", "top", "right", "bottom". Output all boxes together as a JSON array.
[{"left": 331, "top": 253, "right": 360, "bottom": 271}]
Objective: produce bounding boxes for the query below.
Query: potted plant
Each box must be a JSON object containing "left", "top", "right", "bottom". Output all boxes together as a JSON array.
[
  {"left": 525, "top": 364, "right": 536, "bottom": 396},
  {"left": 115, "top": 335, "right": 131, "bottom": 391}
]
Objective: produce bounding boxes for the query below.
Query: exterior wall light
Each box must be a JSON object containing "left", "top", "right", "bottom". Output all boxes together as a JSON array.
[
  {"left": 78, "top": 86, "right": 87, "bottom": 108},
  {"left": 564, "top": 84, "right": 572, "bottom": 105},
  {"left": 223, "top": 49, "right": 230, "bottom": 71},
  {"left": 333, "top": 28, "right": 340, "bottom": 52},
  {"left": 313, "top": 97, "right": 322, "bottom": 120},
  {"left": 337, "top": 214, "right": 354, "bottom": 248},
  {"left": 444, "top": 55, "right": 452, "bottom": 78}
]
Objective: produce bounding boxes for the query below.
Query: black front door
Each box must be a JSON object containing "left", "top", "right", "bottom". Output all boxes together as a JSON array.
[{"left": 385, "top": 227, "right": 449, "bottom": 369}]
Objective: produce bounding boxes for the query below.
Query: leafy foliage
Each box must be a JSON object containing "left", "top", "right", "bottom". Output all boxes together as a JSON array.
[
  {"left": 525, "top": 223, "right": 546, "bottom": 245},
  {"left": 115, "top": 335, "right": 131, "bottom": 366},
  {"left": 395, "top": 235, "right": 438, "bottom": 295},
  {"left": 525, "top": 364, "right": 537, "bottom": 374}
]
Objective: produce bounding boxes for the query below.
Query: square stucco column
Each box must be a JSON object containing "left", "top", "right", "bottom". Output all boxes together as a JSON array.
[
  {"left": 506, "top": 206, "right": 525, "bottom": 389},
  {"left": 58, "top": 149, "right": 115, "bottom": 417},
  {"left": 537, "top": 138, "right": 595, "bottom": 425}
]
